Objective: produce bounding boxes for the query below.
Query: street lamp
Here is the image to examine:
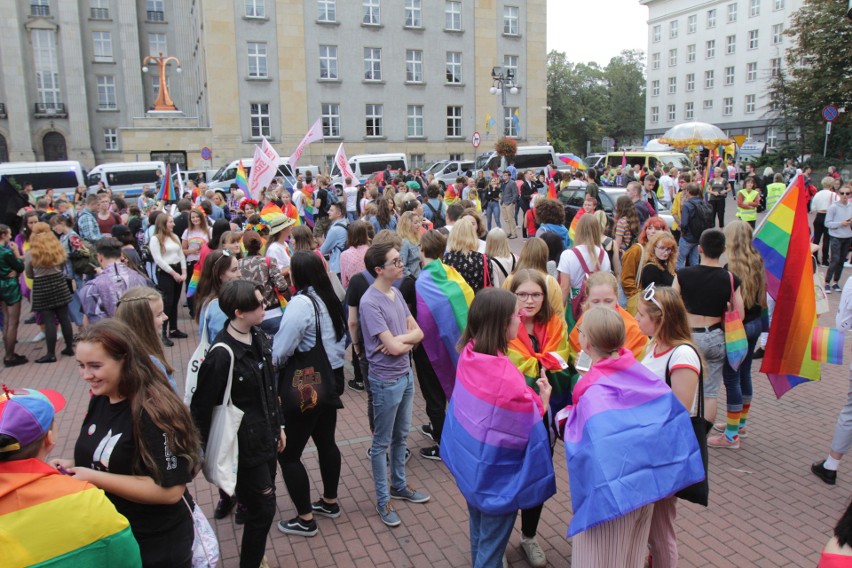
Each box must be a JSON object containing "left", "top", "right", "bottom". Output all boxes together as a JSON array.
[
  {"left": 490, "top": 66, "right": 520, "bottom": 135},
  {"left": 142, "top": 52, "right": 182, "bottom": 111}
]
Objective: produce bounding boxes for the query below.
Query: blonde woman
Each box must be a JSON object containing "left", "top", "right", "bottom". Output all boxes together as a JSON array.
[
  {"left": 397, "top": 211, "right": 423, "bottom": 278},
  {"left": 504, "top": 237, "right": 563, "bottom": 319},
  {"left": 558, "top": 214, "right": 611, "bottom": 307},
  {"left": 443, "top": 220, "right": 493, "bottom": 293},
  {"left": 485, "top": 228, "right": 517, "bottom": 288}
]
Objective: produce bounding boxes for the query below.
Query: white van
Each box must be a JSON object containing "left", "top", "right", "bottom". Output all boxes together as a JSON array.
[
  {"left": 433, "top": 160, "right": 475, "bottom": 189},
  {"left": 87, "top": 161, "right": 166, "bottom": 198},
  {"left": 473, "top": 145, "right": 558, "bottom": 175},
  {"left": 604, "top": 151, "right": 691, "bottom": 172},
  {"left": 332, "top": 153, "right": 408, "bottom": 187},
  {"left": 208, "top": 158, "right": 318, "bottom": 191},
  {"left": 0, "top": 161, "right": 86, "bottom": 199}
]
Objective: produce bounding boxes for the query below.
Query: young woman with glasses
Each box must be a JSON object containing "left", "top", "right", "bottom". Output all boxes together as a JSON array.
[{"left": 640, "top": 232, "right": 678, "bottom": 289}]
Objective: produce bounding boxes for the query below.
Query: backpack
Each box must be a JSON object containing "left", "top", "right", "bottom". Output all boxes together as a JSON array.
[
  {"left": 67, "top": 234, "right": 100, "bottom": 277},
  {"left": 325, "top": 186, "right": 339, "bottom": 205},
  {"left": 685, "top": 199, "right": 714, "bottom": 241},
  {"left": 425, "top": 201, "right": 446, "bottom": 229},
  {"left": 570, "top": 247, "right": 605, "bottom": 322}
]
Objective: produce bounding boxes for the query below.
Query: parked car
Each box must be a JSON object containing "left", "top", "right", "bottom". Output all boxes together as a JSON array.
[
  {"left": 433, "top": 160, "right": 474, "bottom": 189},
  {"left": 559, "top": 186, "right": 674, "bottom": 234}
]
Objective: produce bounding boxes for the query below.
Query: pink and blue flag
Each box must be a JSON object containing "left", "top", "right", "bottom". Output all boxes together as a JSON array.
[{"left": 563, "top": 349, "right": 705, "bottom": 536}]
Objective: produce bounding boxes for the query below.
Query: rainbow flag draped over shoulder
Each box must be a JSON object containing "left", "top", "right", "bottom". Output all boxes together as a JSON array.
[
  {"left": 753, "top": 174, "right": 821, "bottom": 397},
  {"left": 568, "top": 208, "right": 586, "bottom": 243},
  {"left": 507, "top": 315, "right": 573, "bottom": 411},
  {"left": 260, "top": 202, "right": 284, "bottom": 225},
  {"left": 236, "top": 160, "right": 249, "bottom": 195},
  {"left": 0, "top": 459, "right": 142, "bottom": 567},
  {"left": 563, "top": 349, "right": 704, "bottom": 536},
  {"left": 156, "top": 164, "right": 178, "bottom": 201},
  {"left": 440, "top": 344, "right": 556, "bottom": 515},
  {"left": 415, "top": 260, "right": 474, "bottom": 398},
  {"left": 282, "top": 202, "right": 301, "bottom": 226}
]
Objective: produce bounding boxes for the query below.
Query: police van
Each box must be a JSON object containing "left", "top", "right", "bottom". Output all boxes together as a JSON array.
[
  {"left": 87, "top": 161, "right": 166, "bottom": 197},
  {"left": 0, "top": 161, "right": 87, "bottom": 199}
]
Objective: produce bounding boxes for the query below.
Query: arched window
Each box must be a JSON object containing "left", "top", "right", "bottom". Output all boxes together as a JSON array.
[{"left": 43, "top": 131, "right": 67, "bottom": 161}]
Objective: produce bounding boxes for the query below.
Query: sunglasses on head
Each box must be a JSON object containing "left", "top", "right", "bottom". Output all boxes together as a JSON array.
[{"left": 643, "top": 283, "right": 662, "bottom": 310}]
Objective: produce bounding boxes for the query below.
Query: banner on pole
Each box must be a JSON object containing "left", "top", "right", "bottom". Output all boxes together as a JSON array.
[
  {"left": 288, "top": 117, "right": 324, "bottom": 171},
  {"left": 333, "top": 143, "right": 357, "bottom": 181}
]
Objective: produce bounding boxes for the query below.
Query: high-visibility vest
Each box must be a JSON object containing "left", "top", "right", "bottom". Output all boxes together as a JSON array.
[
  {"left": 765, "top": 182, "right": 786, "bottom": 212},
  {"left": 737, "top": 189, "right": 759, "bottom": 221}
]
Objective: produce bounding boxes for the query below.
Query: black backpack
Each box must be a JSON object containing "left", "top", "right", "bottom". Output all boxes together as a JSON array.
[
  {"left": 686, "top": 199, "right": 714, "bottom": 240},
  {"left": 425, "top": 201, "right": 446, "bottom": 229}
]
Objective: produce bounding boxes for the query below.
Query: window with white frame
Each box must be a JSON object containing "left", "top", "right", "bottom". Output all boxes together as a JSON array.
[
  {"left": 705, "top": 70, "right": 715, "bottom": 88},
  {"left": 726, "top": 35, "right": 736, "bottom": 54},
  {"left": 669, "top": 48, "right": 677, "bottom": 66},
  {"left": 687, "top": 44, "right": 696, "bottom": 62},
  {"left": 704, "top": 99, "right": 713, "bottom": 110},
  {"left": 651, "top": 52, "right": 660, "bottom": 69},
  {"left": 103, "top": 128, "right": 118, "bottom": 151},
  {"left": 651, "top": 106, "right": 659, "bottom": 123},
  {"left": 770, "top": 57, "right": 781, "bottom": 77},
  {"left": 317, "top": 0, "right": 335, "bottom": 21},
  {"left": 410, "top": 154, "right": 425, "bottom": 168},
  {"left": 447, "top": 106, "right": 462, "bottom": 137},
  {"left": 668, "top": 76, "right": 677, "bottom": 94},
  {"left": 407, "top": 105, "right": 423, "bottom": 137},
  {"left": 246, "top": 0, "right": 265, "bottom": 18},
  {"left": 91, "top": 0, "right": 109, "bottom": 19},
  {"left": 365, "top": 104, "right": 383, "bottom": 137},
  {"left": 652, "top": 25, "right": 661, "bottom": 42},
  {"left": 148, "top": 33, "right": 167, "bottom": 55},
  {"left": 318, "top": 45, "right": 337, "bottom": 79},
  {"left": 446, "top": 51, "right": 462, "bottom": 83},
  {"left": 93, "top": 32, "right": 113, "bottom": 62},
  {"left": 504, "top": 55, "right": 518, "bottom": 79},
  {"left": 406, "top": 50, "right": 422, "bottom": 82},
  {"left": 445, "top": 1, "right": 461, "bottom": 30},
  {"left": 750, "top": 0, "right": 760, "bottom": 16},
  {"left": 746, "top": 62, "right": 757, "bottom": 81},
  {"left": 767, "top": 126, "right": 777, "bottom": 148},
  {"left": 725, "top": 66, "right": 735, "bottom": 85},
  {"left": 405, "top": 0, "right": 421, "bottom": 27},
  {"left": 503, "top": 6, "right": 519, "bottom": 35},
  {"left": 651, "top": 80, "right": 660, "bottom": 97},
  {"left": 504, "top": 107, "right": 518, "bottom": 136},
  {"left": 745, "top": 94, "right": 756, "bottom": 113},
  {"left": 321, "top": 103, "right": 340, "bottom": 137},
  {"left": 32, "top": 30, "right": 61, "bottom": 107},
  {"left": 362, "top": 0, "right": 380, "bottom": 25},
  {"left": 748, "top": 29, "right": 758, "bottom": 49},
  {"left": 448, "top": 153, "right": 463, "bottom": 161},
  {"left": 147, "top": 0, "right": 164, "bottom": 21},
  {"left": 706, "top": 40, "right": 715, "bottom": 58},
  {"left": 667, "top": 104, "right": 676, "bottom": 121},
  {"left": 685, "top": 102, "right": 694, "bottom": 120},
  {"left": 727, "top": 2, "right": 737, "bottom": 22},
  {"left": 723, "top": 97, "right": 733, "bottom": 115},
  {"left": 250, "top": 103, "right": 271, "bottom": 138},
  {"left": 686, "top": 73, "right": 695, "bottom": 91},
  {"left": 687, "top": 14, "right": 697, "bottom": 33},
  {"left": 96, "top": 75, "right": 117, "bottom": 110},
  {"left": 363, "top": 47, "right": 381, "bottom": 81},
  {"left": 670, "top": 20, "right": 678, "bottom": 38},
  {"left": 31, "top": 0, "right": 49, "bottom": 16},
  {"left": 248, "top": 42, "right": 268, "bottom": 78},
  {"left": 774, "top": 0, "right": 784, "bottom": 9},
  {"left": 772, "top": 23, "right": 783, "bottom": 44},
  {"left": 707, "top": 9, "right": 716, "bottom": 28}
]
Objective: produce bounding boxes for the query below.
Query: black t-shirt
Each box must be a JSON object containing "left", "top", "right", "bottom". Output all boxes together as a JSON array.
[
  {"left": 676, "top": 265, "right": 741, "bottom": 317},
  {"left": 640, "top": 264, "right": 674, "bottom": 289},
  {"left": 74, "top": 396, "right": 193, "bottom": 541},
  {"left": 316, "top": 188, "right": 330, "bottom": 218},
  {"left": 173, "top": 212, "right": 189, "bottom": 241}
]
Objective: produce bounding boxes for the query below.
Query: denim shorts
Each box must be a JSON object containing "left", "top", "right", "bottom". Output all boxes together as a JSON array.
[{"left": 691, "top": 327, "right": 725, "bottom": 398}]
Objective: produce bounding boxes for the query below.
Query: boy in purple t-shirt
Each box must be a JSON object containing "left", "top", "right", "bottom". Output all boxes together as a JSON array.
[{"left": 359, "top": 241, "right": 429, "bottom": 527}]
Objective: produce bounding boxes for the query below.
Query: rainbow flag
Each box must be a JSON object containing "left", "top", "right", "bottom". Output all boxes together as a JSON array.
[
  {"left": 186, "top": 263, "right": 201, "bottom": 298},
  {"left": 568, "top": 208, "right": 585, "bottom": 243},
  {"left": 753, "top": 174, "right": 821, "bottom": 397},
  {"left": 415, "top": 260, "right": 474, "bottom": 398},
  {"left": 0, "top": 459, "right": 142, "bottom": 566},
  {"left": 440, "top": 343, "right": 556, "bottom": 514},
  {"left": 563, "top": 349, "right": 705, "bottom": 536},
  {"left": 507, "top": 315, "right": 573, "bottom": 411},
  {"left": 260, "top": 202, "right": 284, "bottom": 225},
  {"left": 156, "top": 164, "right": 178, "bottom": 201},
  {"left": 283, "top": 202, "right": 301, "bottom": 225},
  {"left": 236, "top": 160, "right": 249, "bottom": 195},
  {"left": 812, "top": 326, "right": 845, "bottom": 366},
  {"left": 547, "top": 179, "right": 557, "bottom": 200}
]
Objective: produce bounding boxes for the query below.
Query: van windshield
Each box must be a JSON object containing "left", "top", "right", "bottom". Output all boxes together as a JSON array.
[
  {"left": 658, "top": 154, "right": 691, "bottom": 170},
  {"left": 3, "top": 171, "right": 80, "bottom": 192},
  {"left": 106, "top": 169, "right": 160, "bottom": 187},
  {"left": 512, "top": 153, "right": 553, "bottom": 171},
  {"left": 474, "top": 153, "right": 500, "bottom": 172},
  {"left": 358, "top": 160, "right": 405, "bottom": 176}
]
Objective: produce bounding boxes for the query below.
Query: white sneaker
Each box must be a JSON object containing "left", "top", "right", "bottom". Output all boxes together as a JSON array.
[
  {"left": 520, "top": 537, "right": 547, "bottom": 568},
  {"left": 30, "top": 331, "right": 45, "bottom": 342}
]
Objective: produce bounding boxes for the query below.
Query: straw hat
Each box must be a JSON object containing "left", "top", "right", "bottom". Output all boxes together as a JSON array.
[{"left": 268, "top": 215, "right": 296, "bottom": 235}]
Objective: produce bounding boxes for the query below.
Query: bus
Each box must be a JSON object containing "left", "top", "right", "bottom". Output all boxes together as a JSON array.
[
  {"left": 87, "top": 161, "right": 166, "bottom": 198},
  {"left": 0, "top": 161, "right": 87, "bottom": 199}
]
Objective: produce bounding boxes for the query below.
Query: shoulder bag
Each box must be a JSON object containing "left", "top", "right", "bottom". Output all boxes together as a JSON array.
[
  {"left": 183, "top": 495, "right": 220, "bottom": 567},
  {"left": 724, "top": 272, "right": 748, "bottom": 371},
  {"left": 184, "top": 309, "right": 211, "bottom": 406},
  {"left": 201, "top": 342, "right": 243, "bottom": 497}
]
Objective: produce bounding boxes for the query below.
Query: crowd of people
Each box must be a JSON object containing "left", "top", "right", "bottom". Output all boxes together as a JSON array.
[{"left": 0, "top": 160, "right": 850, "bottom": 568}]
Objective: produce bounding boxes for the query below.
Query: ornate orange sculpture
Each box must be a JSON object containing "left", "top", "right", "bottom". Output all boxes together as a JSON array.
[{"left": 142, "top": 52, "right": 182, "bottom": 111}]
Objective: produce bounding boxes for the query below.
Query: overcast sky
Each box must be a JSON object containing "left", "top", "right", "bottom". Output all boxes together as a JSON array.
[{"left": 546, "top": 0, "right": 650, "bottom": 66}]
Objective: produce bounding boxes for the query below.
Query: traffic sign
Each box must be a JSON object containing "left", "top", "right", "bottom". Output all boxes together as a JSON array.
[
  {"left": 200, "top": 146, "right": 212, "bottom": 160},
  {"left": 823, "top": 105, "right": 839, "bottom": 122},
  {"left": 471, "top": 131, "right": 481, "bottom": 148}
]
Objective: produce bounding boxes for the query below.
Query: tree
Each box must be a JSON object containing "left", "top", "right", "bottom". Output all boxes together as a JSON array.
[{"left": 603, "top": 50, "right": 647, "bottom": 148}]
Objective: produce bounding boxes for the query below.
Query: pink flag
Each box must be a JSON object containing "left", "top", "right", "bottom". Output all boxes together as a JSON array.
[
  {"left": 333, "top": 143, "right": 357, "bottom": 181},
  {"left": 288, "top": 117, "right": 324, "bottom": 170},
  {"left": 247, "top": 145, "right": 277, "bottom": 201}
]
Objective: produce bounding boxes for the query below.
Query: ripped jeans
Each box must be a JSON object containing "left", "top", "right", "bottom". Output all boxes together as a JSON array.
[{"left": 236, "top": 457, "right": 278, "bottom": 568}]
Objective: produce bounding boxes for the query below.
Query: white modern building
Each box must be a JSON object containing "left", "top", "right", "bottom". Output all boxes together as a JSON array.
[{"left": 641, "top": 0, "right": 802, "bottom": 149}]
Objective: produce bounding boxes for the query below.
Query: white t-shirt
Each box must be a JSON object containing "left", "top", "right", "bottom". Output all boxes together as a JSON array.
[
  {"left": 266, "top": 241, "right": 291, "bottom": 271},
  {"left": 344, "top": 186, "right": 359, "bottom": 212},
  {"left": 811, "top": 189, "right": 838, "bottom": 213},
  {"left": 292, "top": 190, "right": 306, "bottom": 216},
  {"left": 557, "top": 245, "right": 611, "bottom": 291},
  {"left": 641, "top": 343, "right": 700, "bottom": 415},
  {"left": 659, "top": 174, "right": 677, "bottom": 203}
]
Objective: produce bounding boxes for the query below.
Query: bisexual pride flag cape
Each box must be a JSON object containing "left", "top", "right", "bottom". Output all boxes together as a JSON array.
[
  {"left": 563, "top": 349, "right": 704, "bottom": 536},
  {"left": 415, "top": 260, "right": 473, "bottom": 398},
  {"left": 441, "top": 344, "right": 556, "bottom": 515}
]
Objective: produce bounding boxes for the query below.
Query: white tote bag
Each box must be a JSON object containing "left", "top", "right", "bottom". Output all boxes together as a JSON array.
[
  {"left": 201, "top": 343, "right": 243, "bottom": 497},
  {"left": 183, "top": 316, "right": 211, "bottom": 406}
]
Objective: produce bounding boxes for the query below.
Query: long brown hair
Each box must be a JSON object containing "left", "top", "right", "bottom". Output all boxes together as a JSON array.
[
  {"left": 194, "top": 250, "right": 237, "bottom": 323},
  {"left": 29, "top": 222, "right": 67, "bottom": 268},
  {"left": 115, "top": 287, "right": 174, "bottom": 375},
  {"left": 153, "top": 214, "right": 179, "bottom": 254},
  {"left": 459, "top": 288, "right": 516, "bottom": 356},
  {"left": 508, "top": 269, "right": 552, "bottom": 324},
  {"left": 515, "top": 237, "right": 549, "bottom": 274},
  {"left": 724, "top": 221, "right": 767, "bottom": 309}
]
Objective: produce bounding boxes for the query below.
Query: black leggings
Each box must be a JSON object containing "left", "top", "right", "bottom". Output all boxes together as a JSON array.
[
  {"left": 156, "top": 265, "right": 182, "bottom": 333},
  {"left": 521, "top": 415, "right": 554, "bottom": 538},
  {"left": 38, "top": 305, "right": 73, "bottom": 357},
  {"left": 412, "top": 344, "right": 447, "bottom": 443},
  {"left": 813, "top": 213, "right": 831, "bottom": 265},
  {"left": 278, "top": 402, "right": 341, "bottom": 516},
  {"left": 236, "top": 457, "right": 278, "bottom": 568},
  {"left": 711, "top": 199, "right": 726, "bottom": 228}
]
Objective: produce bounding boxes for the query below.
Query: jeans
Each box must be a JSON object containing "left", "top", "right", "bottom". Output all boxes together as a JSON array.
[
  {"left": 412, "top": 344, "right": 446, "bottom": 443},
  {"left": 485, "top": 201, "right": 501, "bottom": 231},
  {"left": 831, "top": 371, "right": 852, "bottom": 455},
  {"left": 826, "top": 236, "right": 852, "bottom": 284},
  {"left": 692, "top": 327, "right": 726, "bottom": 399},
  {"left": 346, "top": 211, "right": 357, "bottom": 222},
  {"left": 468, "top": 504, "right": 517, "bottom": 568},
  {"left": 236, "top": 457, "right": 278, "bottom": 568},
  {"left": 813, "top": 213, "right": 830, "bottom": 265},
  {"left": 676, "top": 237, "right": 700, "bottom": 270},
  {"left": 369, "top": 370, "right": 414, "bottom": 508},
  {"left": 722, "top": 318, "right": 762, "bottom": 412},
  {"left": 359, "top": 351, "right": 374, "bottom": 432}
]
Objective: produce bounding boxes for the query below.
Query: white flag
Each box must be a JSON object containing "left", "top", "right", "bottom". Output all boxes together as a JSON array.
[
  {"left": 174, "top": 163, "right": 185, "bottom": 196},
  {"left": 247, "top": 145, "right": 277, "bottom": 201},
  {"left": 333, "top": 143, "right": 357, "bottom": 181},
  {"left": 288, "top": 117, "right": 324, "bottom": 170},
  {"left": 260, "top": 136, "right": 280, "bottom": 163}
]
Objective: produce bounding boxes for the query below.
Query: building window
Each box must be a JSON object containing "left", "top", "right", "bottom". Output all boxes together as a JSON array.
[
  {"left": 317, "top": 0, "right": 335, "bottom": 22},
  {"left": 767, "top": 126, "right": 777, "bottom": 148},
  {"left": 723, "top": 97, "right": 733, "bottom": 115},
  {"left": 770, "top": 57, "right": 781, "bottom": 77},
  {"left": 707, "top": 9, "right": 716, "bottom": 28},
  {"left": 363, "top": 47, "right": 382, "bottom": 81},
  {"left": 365, "top": 104, "right": 383, "bottom": 137},
  {"left": 727, "top": 2, "right": 737, "bottom": 22},
  {"left": 445, "top": 1, "right": 461, "bottom": 31},
  {"left": 748, "top": 29, "right": 759, "bottom": 49},
  {"left": 667, "top": 104, "right": 676, "bottom": 121},
  {"left": 504, "top": 107, "right": 518, "bottom": 137},
  {"left": 668, "top": 76, "right": 677, "bottom": 94},
  {"left": 746, "top": 62, "right": 757, "bottom": 81},
  {"left": 250, "top": 103, "right": 271, "bottom": 138},
  {"left": 669, "top": 48, "right": 677, "bottom": 66},
  {"left": 148, "top": 33, "right": 167, "bottom": 55},
  {"left": 96, "top": 75, "right": 117, "bottom": 110},
  {"left": 685, "top": 102, "right": 694, "bottom": 120},
  {"left": 669, "top": 20, "right": 678, "bottom": 38},
  {"left": 321, "top": 103, "right": 340, "bottom": 137},
  {"left": 319, "top": 45, "right": 337, "bottom": 79},
  {"left": 651, "top": 106, "right": 659, "bottom": 123},
  {"left": 407, "top": 105, "right": 423, "bottom": 137},
  {"left": 405, "top": 0, "right": 421, "bottom": 27},
  {"left": 651, "top": 52, "right": 660, "bottom": 69},
  {"left": 774, "top": 0, "right": 784, "bottom": 10},
  {"left": 447, "top": 106, "right": 462, "bottom": 137},
  {"left": 687, "top": 44, "right": 696, "bottom": 63},
  {"left": 104, "top": 128, "right": 118, "bottom": 151},
  {"left": 90, "top": 0, "right": 109, "bottom": 20},
  {"left": 706, "top": 40, "right": 715, "bottom": 58},
  {"left": 406, "top": 50, "right": 422, "bottom": 82},
  {"left": 245, "top": 0, "right": 265, "bottom": 17},
  {"left": 503, "top": 55, "right": 518, "bottom": 79},
  {"left": 446, "top": 51, "right": 462, "bottom": 83},
  {"left": 745, "top": 94, "right": 756, "bottom": 113},
  {"left": 652, "top": 25, "right": 661, "bottom": 42},
  {"left": 705, "top": 70, "right": 715, "bottom": 88},
  {"left": 724, "top": 66, "right": 735, "bottom": 85},
  {"left": 32, "top": 30, "right": 61, "bottom": 107},
  {"left": 449, "top": 153, "right": 463, "bottom": 161},
  {"left": 651, "top": 80, "right": 660, "bottom": 97},
  {"left": 410, "top": 154, "right": 425, "bottom": 168},
  {"left": 750, "top": 0, "right": 760, "bottom": 16},
  {"left": 362, "top": 0, "right": 380, "bottom": 25},
  {"left": 248, "top": 42, "right": 268, "bottom": 78},
  {"left": 152, "top": 75, "right": 161, "bottom": 98},
  {"left": 31, "top": 0, "right": 50, "bottom": 17},
  {"left": 503, "top": 6, "right": 519, "bottom": 35},
  {"left": 704, "top": 99, "right": 713, "bottom": 110},
  {"left": 772, "top": 23, "right": 784, "bottom": 44},
  {"left": 726, "top": 35, "right": 736, "bottom": 54},
  {"left": 146, "top": 0, "right": 165, "bottom": 21},
  {"left": 687, "top": 14, "right": 696, "bottom": 33},
  {"left": 93, "top": 32, "right": 113, "bottom": 62},
  {"left": 686, "top": 73, "right": 695, "bottom": 91}
]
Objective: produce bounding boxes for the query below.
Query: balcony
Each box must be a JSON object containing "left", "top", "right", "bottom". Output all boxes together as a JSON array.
[
  {"left": 147, "top": 10, "right": 165, "bottom": 21},
  {"left": 30, "top": 4, "right": 50, "bottom": 17},
  {"left": 34, "top": 102, "right": 67, "bottom": 117},
  {"left": 0, "top": 103, "right": 6, "bottom": 118},
  {"left": 90, "top": 7, "right": 109, "bottom": 19}
]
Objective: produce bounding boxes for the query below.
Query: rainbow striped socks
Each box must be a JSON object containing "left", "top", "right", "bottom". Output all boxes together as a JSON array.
[
  {"left": 725, "top": 410, "right": 742, "bottom": 441},
  {"left": 739, "top": 401, "right": 751, "bottom": 429}
]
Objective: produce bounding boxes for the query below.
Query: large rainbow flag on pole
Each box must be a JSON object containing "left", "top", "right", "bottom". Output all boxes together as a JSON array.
[
  {"left": 415, "top": 260, "right": 473, "bottom": 398},
  {"left": 753, "top": 174, "right": 820, "bottom": 397},
  {"left": 236, "top": 160, "right": 249, "bottom": 195},
  {"left": 156, "top": 164, "right": 178, "bottom": 201}
]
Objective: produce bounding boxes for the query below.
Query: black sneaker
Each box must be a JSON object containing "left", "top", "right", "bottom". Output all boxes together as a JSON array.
[
  {"left": 752, "top": 347, "right": 764, "bottom": 359},
  {"left": 234, "top": 502, "right": 248, "bottom": 525},
  {"left": 347, "top": 379, "right": 365, "bottom": 392},
  {"left": 169, "top": 329, "right": 188, "bottom": 339},
  {"left": 214, "top": 495, "right": 236, "bottom": 519},
  {"left": 311, "top": 499, "right": 341, "bottom": 519},
  {"left": 419, "top": 445, "right": 442, "bottom": 461},
  {"left": 419, "top": 423, "right": 434, "bottom": 441},
  {"left": 277, "top": 516, "right": 318, "bottom": 537},
  {"left": 811, "top": 460, "right": 837, "bottom": 485},
  {"left": 161, "top": 335, "right": 174, "bottom": 347}
]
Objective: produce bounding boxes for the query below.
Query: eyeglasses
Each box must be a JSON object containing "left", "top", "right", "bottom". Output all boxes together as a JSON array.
[
  {"left": 381, "top": 258, "right": 403, "bottom": 268},
  {"left": 643, "top": 283, "right": 663, "bottom": 310},
  {"left": 515, "top": 292, "right": 544, "bottom": 301},
  {"left": 840, "top": 192, "right": 852, "bottom": 196},
  {"left": 655, "top": 245, "right": 674, "bottom": 253}
]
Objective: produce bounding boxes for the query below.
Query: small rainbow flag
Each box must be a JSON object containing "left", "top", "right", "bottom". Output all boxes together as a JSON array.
[
  {"left": 260, "top": 202, "right": 284, "bottom": 225},
  {"left": 236, "top": 160, "right": 249, "bottom": 195},
  {"left": 568, "top": 208, "right": 585, "bottom": 242},
  {"left": 547, "top": 179, "right": 557, "bottom": 200},
  {"left": 812, "top": 326, "right": 845, "bottom": 366},
  {"left": 186, "top": 263, "right": 201, "bottom": 298},
  {"left": 283, "top": 202, "right": 301, "bottom": 226},
  {"left": 157, "top": 164, "right": 178, "bottom": 201}
]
